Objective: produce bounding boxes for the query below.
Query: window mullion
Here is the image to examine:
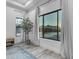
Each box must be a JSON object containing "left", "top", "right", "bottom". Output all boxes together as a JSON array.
[
  {"left": 57, "top": 11, "right": 59, "bottom": 41},
  {"left": 43, "top": 16, "right": 44, "bottom": 38}
]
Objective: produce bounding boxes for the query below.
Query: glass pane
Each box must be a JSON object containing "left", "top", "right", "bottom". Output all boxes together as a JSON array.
[
  {"left": 39, "top": 16, "right": 43, "bottom": 38},
  {"left": 16, "top": 17, "right": 23, "bottom": 36},
  {"left": 44, "top": 12, "right": 57, "bottom": 40},
  {"left": 58, "top": 10, "right": 62, "bottom": 40}
]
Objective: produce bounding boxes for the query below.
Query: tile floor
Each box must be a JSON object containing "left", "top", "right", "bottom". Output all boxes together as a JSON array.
[{"left": 6, "top": 43, "right": 64, "bottom": 59}]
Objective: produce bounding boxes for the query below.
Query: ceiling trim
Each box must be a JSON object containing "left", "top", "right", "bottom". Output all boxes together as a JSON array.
[{"left": 6, "top": 0, "right": 27, "bottom": 12}]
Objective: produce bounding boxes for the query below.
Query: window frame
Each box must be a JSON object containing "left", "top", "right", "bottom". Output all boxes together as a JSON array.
[{"left": 39, "top": 9, "right": 62, "bottom": 41}]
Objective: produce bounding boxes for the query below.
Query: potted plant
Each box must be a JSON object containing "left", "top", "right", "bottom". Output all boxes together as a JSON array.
[{"left": 21, "top": 17, "right": 33, "bottom": 45}]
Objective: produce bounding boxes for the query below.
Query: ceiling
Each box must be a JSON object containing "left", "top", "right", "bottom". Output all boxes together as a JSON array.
[
  {"left": 12, "top": 0, "right": 29, "bottom": 5},
  {"left": 6, "top": 0, "right": 55, "bottom": 12}
]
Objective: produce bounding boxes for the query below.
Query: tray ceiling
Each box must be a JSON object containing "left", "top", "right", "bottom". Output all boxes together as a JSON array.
[
  {"left": 12, "top": 0, "right": 30, "bottom": 5},
  {"left": 6, "top": 0, "right": 54, "bottom": 12}
]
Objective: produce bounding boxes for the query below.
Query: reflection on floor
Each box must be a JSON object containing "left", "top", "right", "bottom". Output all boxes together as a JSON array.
[{"left": 6, "top": 43, "right": 64, "bottom": 59}]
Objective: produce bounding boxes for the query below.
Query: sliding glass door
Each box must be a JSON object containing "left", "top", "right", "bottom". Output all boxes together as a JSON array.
[{"left": 39, "top": 9, "right": 62, "bottom": 41}]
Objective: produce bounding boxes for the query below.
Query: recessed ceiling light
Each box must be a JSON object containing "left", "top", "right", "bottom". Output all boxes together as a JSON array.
[{"left": 25, "top": 0, "right": 33, "bottom": 6}]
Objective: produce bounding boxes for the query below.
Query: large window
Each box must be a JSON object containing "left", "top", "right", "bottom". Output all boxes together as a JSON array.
[
  {"left": 39, "top": 9, "right": 62, "bottom": 41},
  {"left": 16, "top": 17, "right": 23, "bottom": 36}
]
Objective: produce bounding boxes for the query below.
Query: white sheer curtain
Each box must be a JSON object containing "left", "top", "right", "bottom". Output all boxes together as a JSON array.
[
  {"left": 34, "top": 7, "right": 40, "bottom": 46},
  {"left": 62, "top": 0, "right": 73, "bottom": 59}
]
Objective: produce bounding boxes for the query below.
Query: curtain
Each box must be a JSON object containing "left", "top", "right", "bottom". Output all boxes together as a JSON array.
[
  {"left": 62, "top": 0, "right": 73, "bottom": 59},
  {"left": 34, "top": 7, "right": 40, "bottom": 46}
]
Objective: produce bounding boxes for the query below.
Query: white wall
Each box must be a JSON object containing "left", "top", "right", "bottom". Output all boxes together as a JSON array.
[
  {"left": 6, "top": 6, "right": 24, "bottom": 44},
  {"left": 40, "top": 38, "right": 61, "bottom": 54}
]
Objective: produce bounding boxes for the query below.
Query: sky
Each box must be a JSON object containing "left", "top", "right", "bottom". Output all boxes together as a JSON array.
[
  {"left": 16, "top": 17, "right": 23, "bottom": 25},
  {"left": 44, "top": 12, "right": 57, "bottom": 26}
]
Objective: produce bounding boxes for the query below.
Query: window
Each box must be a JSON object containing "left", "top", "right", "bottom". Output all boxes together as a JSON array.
[
  {"left": 16, "top": 17, "right": 23, "bottom": 36},
  {"left": 39, "top": 9, "right": 62, "bottom": 41},
  {"left": 44, "top": 12, "right": 57, "bottom": 40}
]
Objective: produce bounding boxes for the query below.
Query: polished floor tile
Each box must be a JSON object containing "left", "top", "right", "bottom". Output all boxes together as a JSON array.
[{"left": 7, "top": 43, "right": 64, "bottom": 59}]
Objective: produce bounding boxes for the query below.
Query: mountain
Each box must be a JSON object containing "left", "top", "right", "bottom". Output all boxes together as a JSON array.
[{"left": 39, "top": 25, "right": 61, "bottom": 32}]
